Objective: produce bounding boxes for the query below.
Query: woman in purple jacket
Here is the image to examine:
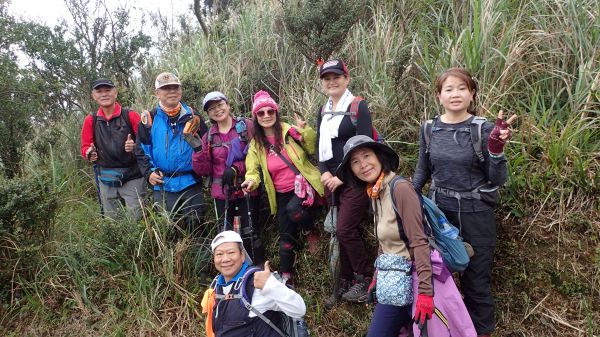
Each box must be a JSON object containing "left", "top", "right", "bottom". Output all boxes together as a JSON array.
[{"left": 192, "top": 91, "right": 265, "bottom": 265}]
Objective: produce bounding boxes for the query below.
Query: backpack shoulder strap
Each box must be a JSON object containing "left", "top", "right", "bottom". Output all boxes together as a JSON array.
[
  {"left": 348, "top": 96, "right": 364, "bottom": 126},
  {"left": 423, "top": 116, "right": 437, "bottom": 154},
  {"left": 121, "top": 107, "right": 134, "bottom": 136},
  {"left": 388, "top": 175, "right": 409, "bottom": 243},
  {"left": 237, "top": 267, "right": 288, "bottom": 337},
  {"left": 470, "top": 116, "right": 486, "bottom": 163},
  {"left": 140, "top": 109, "right": 156, "bottom": 129},
  {"left": 234, "top": 116, "right": 248, "bottom": 143}
]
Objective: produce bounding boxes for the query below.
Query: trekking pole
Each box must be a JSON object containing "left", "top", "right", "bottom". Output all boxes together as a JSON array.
[
  {"left": 329, "top": 193, "right": 341, "bottom": 306},
  {"left": 92, "top": 164, "right": 104, "bottom": 217},
  {"left": 245, "top": 193, "right": 256, "bottom": 263}
]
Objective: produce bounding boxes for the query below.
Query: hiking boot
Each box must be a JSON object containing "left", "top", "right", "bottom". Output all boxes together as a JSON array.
[
  {"left": 306, "top": 230, "right": 320, "bottom": 254},
  {"left": 324, "top": 279, "right": 351, "bottom": 309},
  {"left": 341, "top": 275, "right": 371, "bottom": 303}
]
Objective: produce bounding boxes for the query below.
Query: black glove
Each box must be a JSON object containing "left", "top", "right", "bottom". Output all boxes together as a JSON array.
[
  {"left": 222, "top": 166, "right": 238, "bottom": 188},
  {"left": 183, "top": 133, "right": 202, "bottom": 152}
]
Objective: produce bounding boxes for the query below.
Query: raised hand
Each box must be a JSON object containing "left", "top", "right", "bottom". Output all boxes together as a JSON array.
[
  {"left": 294, "top": 112, "right": 307, "bottom": 129},
  {"left": 253, "top": 261, "right": 272, "bottom": 290},
  {"left": 488, "top": 110, "right": 518, "bottom": 155},
  {"left": 87, "top": 143, "right": 98, "bottom": 162},
  {"left": 124, "top": 134, "right": 135, "bottom": 152}
]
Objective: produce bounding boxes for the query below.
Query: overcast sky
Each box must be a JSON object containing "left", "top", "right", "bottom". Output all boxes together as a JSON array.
[{"left": 8, "top": 0, "right": 192, "bottom": 28}]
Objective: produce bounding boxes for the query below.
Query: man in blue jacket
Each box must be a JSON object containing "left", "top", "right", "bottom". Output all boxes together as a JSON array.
[{"left": 135, "top": 72, "right": 208, "bottom": 237}]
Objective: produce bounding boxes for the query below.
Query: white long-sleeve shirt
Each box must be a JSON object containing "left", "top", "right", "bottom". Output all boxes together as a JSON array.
[{"left": 221, "top": 274, "right": 306, "bottom": 319}]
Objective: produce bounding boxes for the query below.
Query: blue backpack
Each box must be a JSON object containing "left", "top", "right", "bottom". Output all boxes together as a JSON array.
[{"left": 389, "top": 176, "right": 471, "bottom": 273}]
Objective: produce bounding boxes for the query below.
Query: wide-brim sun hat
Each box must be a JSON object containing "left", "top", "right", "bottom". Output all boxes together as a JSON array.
[{"left": 336, "top": 135, "right": 400, "bottom": 185}]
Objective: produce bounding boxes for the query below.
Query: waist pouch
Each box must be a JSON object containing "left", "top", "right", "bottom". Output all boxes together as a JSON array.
[
  {"left": 97, "top": 167, "right": 136, "bottom": 187},
  {"left": 375, "top": 254, "right": 413, "bottom": 306}
]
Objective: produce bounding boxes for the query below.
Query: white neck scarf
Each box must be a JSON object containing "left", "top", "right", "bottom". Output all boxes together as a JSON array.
[{"left": 319, "top": 89, "right": 355, "bottom": 162}]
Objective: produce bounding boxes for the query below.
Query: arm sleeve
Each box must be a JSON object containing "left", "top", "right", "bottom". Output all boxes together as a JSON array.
[
  {"left": 299, "top": 125, "right": 317, "bottom": 156},
  {"left": 393, "top": 181, "right": 433, "bottom": 296},
  {"left": 258, "top": 274, "right": 306, "bottom": 318},
  {"left": 243, "top": 140, "right": 262, "bottom": 190},
  {"left": 128, "top": 110, "right": 141, "bottom": 136},
  {"left": 355, "top": 100, "right": 373, "bottom": 137},
  {"left": 135, "top": 122, "right": 155, "bottom": 181},
  {"left": 482, "top": 122, "right": 508, "bottom": 186},
  {"left": 80, "top": 115, "right": 94, "bottom": 159},
  {"left": 192, "top": 133, "right": 213, "bottom": 176},
  {"left": 412, "top": 124, "right": 431, "bottom": 193}
]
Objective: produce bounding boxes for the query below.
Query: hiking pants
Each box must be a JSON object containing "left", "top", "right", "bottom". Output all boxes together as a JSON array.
[
  {"left": 215, "top": 196, "right": 265, "bottom": 266},
  {"left": 98, "top": 176, "right": 146, "bottom": 221},
  {"left": 275, "top": 191, "right": 313, "bottom": 273},
  {"left": 367, "top": 303, "right": 411, "bottom": 337},
  {"left": 153, "top": 182, "right": 205, "bottom": 238},
  {"left": 327, "top": 184, "right": 373, "bottom": 280},
  {"left": 444, "top": 208, "right": 496, "bottom": 335}
]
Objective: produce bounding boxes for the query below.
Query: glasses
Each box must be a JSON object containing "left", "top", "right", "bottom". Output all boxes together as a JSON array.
[
  {"left": 207, "top": 101, "right": 227, "bottom": 114},
  {"left": 256, "top": 109, "right": 276, "bottom": 118}
]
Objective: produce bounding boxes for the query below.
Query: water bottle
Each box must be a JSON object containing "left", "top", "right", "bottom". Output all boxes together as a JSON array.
[
  {"left": 439, "top": 216, "right": 459, "bottom": 239},
  {"left": 295, "top": 318, "right": 310, "bottom": 337},
  {"left": 233, "top": 215, "right": 241, "bottom": 234}
]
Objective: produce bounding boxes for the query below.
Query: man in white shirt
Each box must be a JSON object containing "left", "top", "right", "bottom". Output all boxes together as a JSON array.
[{"left": 202, "top": 231, "right": 306, "bottom": 337}]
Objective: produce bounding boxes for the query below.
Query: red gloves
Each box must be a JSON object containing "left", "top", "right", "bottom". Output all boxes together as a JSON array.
[
  {"left": 414, "top": 293, "right": 434, "bottom": 325},
  {"left": 488, "top": 117, "right": 512, "bottom": 155}
]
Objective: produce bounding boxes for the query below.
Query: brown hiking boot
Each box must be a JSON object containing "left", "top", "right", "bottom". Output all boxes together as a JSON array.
[{"left": 324, "top": 279, "right": 350, "bottom": 309}]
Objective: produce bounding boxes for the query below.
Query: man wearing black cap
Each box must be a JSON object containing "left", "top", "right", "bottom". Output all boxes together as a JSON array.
[{"left": 81, "top": 78, "right": 146, "bottom": 220}]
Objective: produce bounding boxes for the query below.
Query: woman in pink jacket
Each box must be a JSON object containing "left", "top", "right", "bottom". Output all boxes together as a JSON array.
[{"left": 192, "top": 91, "right": 265, "bottom": 265}]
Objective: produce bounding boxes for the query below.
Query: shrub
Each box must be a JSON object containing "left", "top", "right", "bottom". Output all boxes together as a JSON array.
[{"left": 0, "top": 175, "right": 58, "bottom": 299}]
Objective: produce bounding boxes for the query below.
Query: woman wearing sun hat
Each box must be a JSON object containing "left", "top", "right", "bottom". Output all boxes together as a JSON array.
[{"left": 336, "top": 135, "right": 433, "bottom": 336}]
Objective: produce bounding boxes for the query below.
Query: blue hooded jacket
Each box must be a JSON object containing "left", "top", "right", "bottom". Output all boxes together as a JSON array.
[{"left": 135, "top": 102, "right": 208, "bottom": 192}]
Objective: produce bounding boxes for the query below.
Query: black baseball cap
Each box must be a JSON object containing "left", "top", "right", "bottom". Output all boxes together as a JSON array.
[
  {"left": 91, "top": 78, "right": 116, "bottom": 90},
  {"left": 319, "top": 59, "right": 349, "bottom": 78}
]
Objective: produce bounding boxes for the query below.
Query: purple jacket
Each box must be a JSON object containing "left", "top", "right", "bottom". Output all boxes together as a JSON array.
[
  {"left": 192, "top": 116, "right": 254, "bottom": 200},
  {"left": 399, "top": 250, "right": 476, "bottom": 337}
]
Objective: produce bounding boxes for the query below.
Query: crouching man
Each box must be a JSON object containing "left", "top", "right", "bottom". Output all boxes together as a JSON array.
[{"left": 201, "top": 231, "right": 306, "bottom": 337}]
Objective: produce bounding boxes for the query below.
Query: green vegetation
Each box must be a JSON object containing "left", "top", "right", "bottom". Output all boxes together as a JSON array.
[{"left": 1, "top": 0, "right": 598, "bottom": 336}]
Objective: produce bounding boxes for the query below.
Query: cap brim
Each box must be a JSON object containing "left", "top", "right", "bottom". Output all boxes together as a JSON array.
[
  {"left": 156, "top": 82, "right": 181, "bottom": 89},
  {"left": 92, "top": 83, "right": 115, "bottom": 90},
  {"left": 336, "top": 142, "right": 399, "bottom": 183},
  {"left": 320, "top": 68, "right": 346, "bottom": 78},
  {"left": 203, "top": 97, "right": 227, "bottom": 111}
]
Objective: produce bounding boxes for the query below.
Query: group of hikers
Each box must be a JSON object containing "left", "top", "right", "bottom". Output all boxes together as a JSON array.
[{"left": 81, "top": 60, "right": 516, "bottom": 337}]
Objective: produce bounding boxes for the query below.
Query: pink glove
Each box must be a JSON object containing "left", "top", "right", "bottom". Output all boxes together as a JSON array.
[
  {"left": 413, "top": 293, "right": 434, "bottom": 325},
  {"left": 487, "top": 117, "right": 512, "bottom": 155}
]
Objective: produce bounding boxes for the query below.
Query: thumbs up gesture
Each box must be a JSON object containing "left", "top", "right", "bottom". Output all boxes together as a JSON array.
[
  {"left": 124, "top": 134, "right": 135, "bottom": 153},
  {"left": 87, "top": 143, "right": 98, "bottom": 162},
  {"left": 253, "top": 261, "right": 273, "bottom": 290}
]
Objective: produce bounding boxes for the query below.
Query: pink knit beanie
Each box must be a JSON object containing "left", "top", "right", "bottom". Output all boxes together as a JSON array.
[{"left": 251, "top": 90, "right": 279, "bottom": 116}]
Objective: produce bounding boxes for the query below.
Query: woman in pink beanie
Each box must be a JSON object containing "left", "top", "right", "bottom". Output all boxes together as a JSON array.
[{"left": 241, "top": 90, "right": 324, "bottom": 287}]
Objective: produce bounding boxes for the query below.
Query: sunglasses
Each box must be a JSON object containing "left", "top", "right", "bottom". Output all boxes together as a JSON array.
[{"left": 256, "top": 109, "right": 276, "bottom": 118}]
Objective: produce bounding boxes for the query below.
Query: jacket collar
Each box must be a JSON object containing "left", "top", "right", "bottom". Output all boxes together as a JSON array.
[{"left": 96, "top": 102, "right": 122, "bottom": 121}]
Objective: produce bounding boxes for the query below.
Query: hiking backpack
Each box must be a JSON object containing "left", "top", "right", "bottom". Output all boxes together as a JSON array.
[
  {"left": 208, "top": 116, "right": 249, "bottom": 149},
  {"left": 389, "top": 176, "right": 471, "bottom": 273},
  {"left": 210, "top": 267, "right": 310, "bottom": 337},
  {"left": 423, "top": 115, "right": 486, "bottom": 164},
  {"left": 320, "top": 96, "right": 384, "bottom": 143}
]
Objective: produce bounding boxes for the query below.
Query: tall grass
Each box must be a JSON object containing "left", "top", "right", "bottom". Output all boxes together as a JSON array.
[{"left": 3, "top": 0, "right": 599, "bottom": 336}]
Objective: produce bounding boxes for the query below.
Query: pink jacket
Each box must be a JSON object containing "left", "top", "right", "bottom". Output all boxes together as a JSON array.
[
  {"left": 399, "top": 250, "right": 477, "bottom": 337},
  {"left": 192, "top": 116, "right": 254, "bottom": 200}
]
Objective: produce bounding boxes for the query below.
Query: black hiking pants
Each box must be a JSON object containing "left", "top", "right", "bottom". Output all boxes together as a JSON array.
[{"left": 443, "top": 208, "right": 496, "bottom": 335}]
